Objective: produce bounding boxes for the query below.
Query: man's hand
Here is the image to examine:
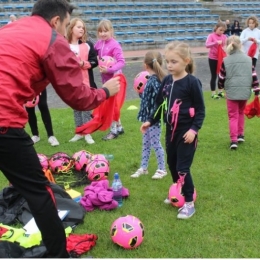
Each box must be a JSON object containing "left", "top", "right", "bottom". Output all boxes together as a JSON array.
[{"left": 103, "top": 76, "right": 120, "bottom": 97}]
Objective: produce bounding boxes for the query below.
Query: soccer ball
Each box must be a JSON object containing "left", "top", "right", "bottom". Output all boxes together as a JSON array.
[
  {"left": 110, "top": 215, "right": 144, "bottom": 249},
  {"left": 25, "top": 95, "right": 39, "bottom": 108},
  {"left": 85, "top": 154, "right": 109, "bottom": 181},
  {"left": 168, "top": 182, "right": 197, "bottom": 208},
  {"left": 98, "top": 56, "right": 116, "bottom": 69},
  {"left": 49, "top": 152, "right": 74, "bottom": 174},
  {"left": 133, "top": 71, "right": 150, "bottom": 94},
  {"left": 37, "top": 153, "right": 49, "bottom": 170},
  {"left": 72, "top": 150, "right": 92, "bottom": 171}
]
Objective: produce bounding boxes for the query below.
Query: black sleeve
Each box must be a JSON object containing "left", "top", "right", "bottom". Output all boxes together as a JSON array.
[{"left": 87, "top": 41, "right": 98, "bottom": 69}]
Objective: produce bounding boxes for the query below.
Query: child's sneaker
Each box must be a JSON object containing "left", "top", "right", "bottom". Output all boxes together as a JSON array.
[
  {"left": 85, "top": 134, "right": 95, "bottom": 144},
  {"left": 230, "top": 141, "right": 238, "bottom": 150},
  {"left": 218, "top": 92, "right": 225, "bottom": 98},
  {"left": 130, "top": 168, "right": 148, "bottom": 178},
  {"left": 211, "top": 94, "right": 219, "bottom": 99},
  {"left": 69, "top": 134, "right": 83, "bottom": 142},
  {"left": 164, "top": 198, "right": 171, "bottom": 204},
  {"left": 237, "top": 135, "right": 245, "bottom": 143},
  {"left": 177, "top": 202, "right": 195, "bottom": 219},
  {"left": 31, "top": 135, "right": 40, "bottom": 144},
  {"left": 48, "top": 136, "right": 59, "bottom": 147},
  {"left": 151, "top": 169, "right": 167, "bottom": 179},
  {"left": 102, "top": 132, "right": 118, "bottom": 140},
  {"left": 117, "top": 128, "right": 125, "bottom": 135}
]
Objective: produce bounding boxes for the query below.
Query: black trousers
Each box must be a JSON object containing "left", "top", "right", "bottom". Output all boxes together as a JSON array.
[
  {"left": 0, "top": 128, "right": 69, "bottom": 258},
  {"left": 252, "top": 57, "right": 257, "bottom": 68},
  {"left": 208, "top": 58, "right": 218, "bottom": 92},
  {"left": 26, "top": 89, "right": 54, "bottom": 137},
  {"left": 166, "top": 129, "right": 197, "bottom": 202}
]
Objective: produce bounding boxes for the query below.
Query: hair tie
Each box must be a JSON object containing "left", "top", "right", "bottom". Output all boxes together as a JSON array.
[{"left": 152, "top": 58, "right": 157, "bottom": 63}]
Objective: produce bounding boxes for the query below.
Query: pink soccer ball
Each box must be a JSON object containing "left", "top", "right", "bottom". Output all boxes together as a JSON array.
[
  {"left": 25, "top": 96, "right": 39, "bottom": 108},
  {"left": 98, "top": 56, "right": 116, "bottom": 69},
  {"left": 72, "top": 150, "right": 92, "bottom": 171},
  {"left": 133, "top": 71, "right": 150, "bottom": 94},
  {"left": 85, "top": 154, "right": 109, "bottom": 181},
  {"left": 49, "top": 152, "right": 74, "bottom": 174},
  {"left": 168, "top": 182, "right": 197, "bottom": 208},
  {"left": 110, "top": 215, "right": 144, "bottom": 249},
  {"left": 37, "top": 153, "right": 49, "bottom": 170}
]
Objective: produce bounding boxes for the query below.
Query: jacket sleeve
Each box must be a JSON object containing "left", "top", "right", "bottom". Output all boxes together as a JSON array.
[
  {"left": 83, "top": 41, "right": 98, "bottom": 70},
  {"left": 205, "top": 34, "right": 217, "bottom": 48},
  {"left": 106, "top": 43, "right": 126, "bottom": 74},
  {"left": 42, "top": 34, "right": 109, "bottom": 111},
  {"left": 240, "top": 29, "right": 248, "bottom": 44},
  {"left": 190, "top": 78, "right": 205, "bottom": 133}
]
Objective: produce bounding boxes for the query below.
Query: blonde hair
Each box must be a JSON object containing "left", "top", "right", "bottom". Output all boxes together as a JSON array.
[
  {"left": 213, "top": 21, "right": 227, "bottom": 32},
  {"left": 67, "top": 17, "right": 87, "bottom": 43},
  {"left": 164, "top": 41, "right": 195, "bottom": 74},
  {"left": 144, "top": 51, "right": 166, "bottom": 82},
  {"left": 226, "top": 35, "right": 241, "bottom": 54},
  {"left": 96, "top": 19, "right": 114, "bottom": 38},
  {"left": 246, "top": 15, "right": 259, "bottom": 27}
]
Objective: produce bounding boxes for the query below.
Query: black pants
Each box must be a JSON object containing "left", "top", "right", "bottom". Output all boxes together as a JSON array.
[
  {"left": 26, "top": 89, "right": 54, "bottom": 137},
  {"left": 252, "top": 58, "right": 257, "bottom": 68},
  {"left": 208, "top": 58, "right": 218, "bottom": 91},
  {"left": 0, "top": 128, "right": 69, "bottom": 258},
  {"left": 166, "top": 129, "right": 197, "bottom": 202}
]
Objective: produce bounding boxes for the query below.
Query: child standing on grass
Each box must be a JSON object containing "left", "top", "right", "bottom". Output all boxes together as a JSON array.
[
  {"left": 218, "top": 35, "right": 259, "bottom": 150},
  {"left": 141, "top": 42, "right": 205, "bottom": 219},
  {"left": 205, "top": 21, "right": 227, "bottom": 99},
  {"left": 131, "top": 51, "right": 167, "bottom": 180},
  {"left": 67, "top": 18, "right": 98, "bottom": 144},
  {"left": 94, "top": 19, "right": 126, "bottom": 141},
  {"left": 240, "top": 16, "right": 260, "bottom": 68}
]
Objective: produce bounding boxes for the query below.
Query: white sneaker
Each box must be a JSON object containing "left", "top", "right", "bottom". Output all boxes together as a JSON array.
[
  {"left": 164, "top": 198, "right": 171, "bottom": 204},
  {"left": 31, "top": 135, "right": 40, "bottom": 144},
  {"left": 152, "top": 169, "right": 167, "bottom": 179},
  {"left": 69, "top": 134, "right": 83, "bottom": 142},
  {"left": 48, "top": 136, "right": 59, "bottom": 146},
  {"left": 85, "top": 134, "right": 95, "bottom": 144},
  {"left": 130, "top": 168, "right": 148, "bottom": 178}
]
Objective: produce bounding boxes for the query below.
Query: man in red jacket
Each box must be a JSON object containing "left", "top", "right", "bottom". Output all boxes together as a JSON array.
[{"left": 0, "top": 0, "right": 120, "bottom": 258}]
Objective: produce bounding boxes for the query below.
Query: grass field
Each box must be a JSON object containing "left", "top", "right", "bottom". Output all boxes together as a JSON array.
[{"left": 1, "top": 93, "right": 260, "bottom": 258}]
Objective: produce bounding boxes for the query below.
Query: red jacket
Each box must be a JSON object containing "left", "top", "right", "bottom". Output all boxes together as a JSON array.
[{"left": 0, "top": 16, "right": 108, "bottom": 128}]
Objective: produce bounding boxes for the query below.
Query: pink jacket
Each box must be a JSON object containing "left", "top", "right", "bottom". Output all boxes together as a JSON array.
[
  {"left": 94, "top": 38, "right": 125, "bottom": 83},
  {"left": 205, "top": 32, "right": 227, "bottom": 60}
]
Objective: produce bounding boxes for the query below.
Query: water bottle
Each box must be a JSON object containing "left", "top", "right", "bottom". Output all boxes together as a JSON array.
[
  {"left": 112, "top": 173, "right": 123, "bottom": 207},
  {"left": 103, "top": 154, "right": 114, "bottom": 161}
]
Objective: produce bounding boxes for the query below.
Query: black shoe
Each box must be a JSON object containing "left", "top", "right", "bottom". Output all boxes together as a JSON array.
[
  {"left": 117, "top": 128, "right": 124, "bottom": 135},
  {"left": 237, "top": 135, "right": 245, "bottom": 143},
  {"left": 230, "top": 142, "right": 238, "bottom": 150},
  {"left": 102, "top": 132, "right": 118, "bottom": 141}
]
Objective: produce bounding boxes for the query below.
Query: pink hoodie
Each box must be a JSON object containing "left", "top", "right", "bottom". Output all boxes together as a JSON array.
[
  {"left": 94, "top": 38, "right": 125, "bottom": 83},
  {"left": 205, "top": 32, "right": 227, "bottom": 60}
]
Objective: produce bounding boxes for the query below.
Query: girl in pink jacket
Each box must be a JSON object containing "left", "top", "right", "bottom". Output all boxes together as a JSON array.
[
  {"left": 205, "top": 21, "right": 227, "bottom": 99},
  {"left": 67, "top": 18, "right": 98, "bottom": 144},
  {"left": 95, "top": 19, "right": 126, "bottom": 141}
]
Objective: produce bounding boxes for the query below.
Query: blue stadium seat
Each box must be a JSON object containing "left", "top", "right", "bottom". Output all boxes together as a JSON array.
[
  {"left": 122, "top": 39, "right": 133, "bottom": 44},
  {"left": 145, "top": 39, "right": 154, "bottom": 43},
  {"left": 134, "top": 39, "right": 143, "bottom": 43}
]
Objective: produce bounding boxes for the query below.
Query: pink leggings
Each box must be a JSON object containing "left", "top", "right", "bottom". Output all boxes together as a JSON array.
[{"left": 226, "top": 99, "right": 247, "bottom": 142}]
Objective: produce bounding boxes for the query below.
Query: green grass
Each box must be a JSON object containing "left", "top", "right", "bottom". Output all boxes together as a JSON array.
[{"left": 1, "top": 92, "right": 260, "bottom": 258}]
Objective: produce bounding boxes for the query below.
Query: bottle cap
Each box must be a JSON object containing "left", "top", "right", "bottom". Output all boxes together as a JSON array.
[{"left": 114, "top": 173, "right": 119, "bottom": 179}]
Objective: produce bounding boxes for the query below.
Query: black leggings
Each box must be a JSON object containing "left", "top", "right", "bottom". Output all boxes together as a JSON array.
[
  {"left": 0, "top": 128, "right": 69, "bottom": 258},
  {"left": 26, "top": 89, "right": 54, "bottom": 137},
  {"left": 252, "top": 58, "right": 257, "bottom": 68},
  {"left": 208, "top": 58, "right": 218, "bottom": 91},
  {"left": 166, "top": 129, "right": 197, "bottom": 202}
]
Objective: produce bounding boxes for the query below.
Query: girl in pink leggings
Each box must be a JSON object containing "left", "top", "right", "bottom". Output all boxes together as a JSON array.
[{"left": 218, "top": 35, "right": 259, "bottom": 150}]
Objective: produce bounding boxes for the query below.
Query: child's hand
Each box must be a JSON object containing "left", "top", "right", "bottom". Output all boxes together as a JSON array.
[
  {"left": 99, "top": 66, "right": 108, "bottom": 74},
  {"left": 140, "top": 122, "right": 151, "bottom": 134},
  {"left": 217, "top": 40, "right": 222, "bottom": 45},
  {"left": 183, "top": 130, "right": 196, "bottom": 144}
]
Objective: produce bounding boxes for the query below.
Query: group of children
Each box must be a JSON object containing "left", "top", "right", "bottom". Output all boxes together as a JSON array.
[{"left": 26, "top": 15, "right": 260, "bottom": 220}]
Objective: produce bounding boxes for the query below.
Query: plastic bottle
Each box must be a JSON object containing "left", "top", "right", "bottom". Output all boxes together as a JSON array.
[
  {"left": 103, "top": 154, "right": 114, "bottom": 161},
  {"left": 112, "top": 173, "right": 123, "bottom": 207}
]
